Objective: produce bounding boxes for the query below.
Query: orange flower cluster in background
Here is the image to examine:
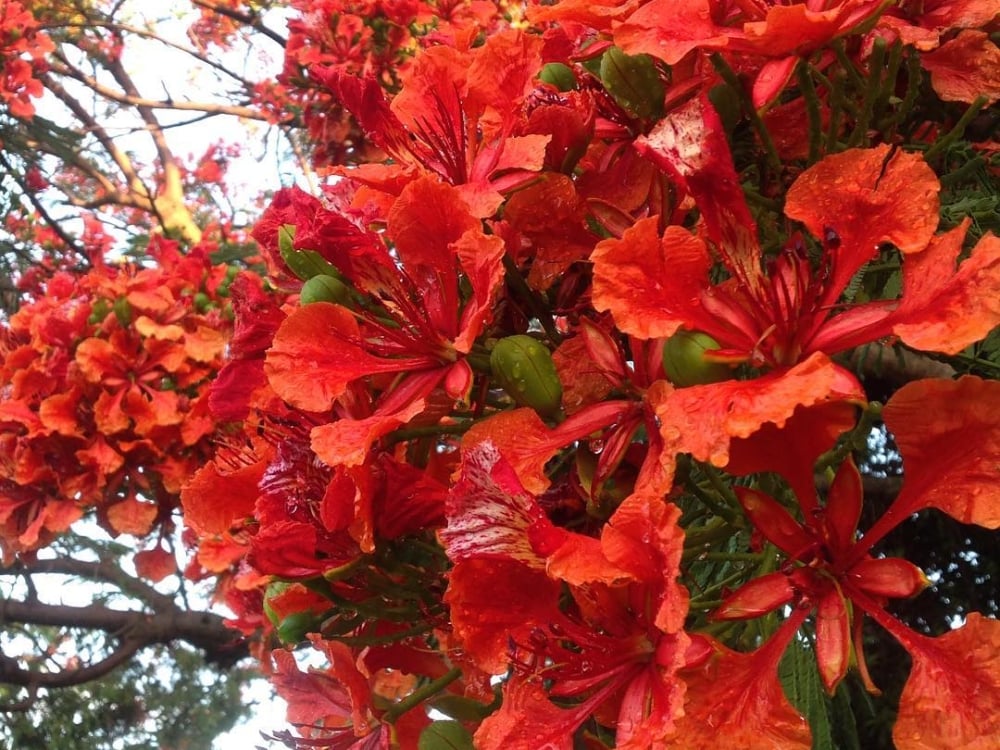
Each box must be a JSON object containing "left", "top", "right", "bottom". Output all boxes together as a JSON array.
[
  {"left": 174, "top": 1, "right": 1000, "bottom": 747},
  {"left": 0, "top": 238, "right": 235, "bottom": 568},
  {"left": 0, "top": 0, "right": 52, "bottom": 118}
]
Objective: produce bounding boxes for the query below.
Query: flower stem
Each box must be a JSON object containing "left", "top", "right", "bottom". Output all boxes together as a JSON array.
[{"left": 385, "top": 667, "right": 463, "bottom": 723}]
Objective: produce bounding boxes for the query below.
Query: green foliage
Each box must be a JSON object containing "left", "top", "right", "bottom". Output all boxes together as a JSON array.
[{"left": 0, "top": 644, "right": 256, "bottom": 750}]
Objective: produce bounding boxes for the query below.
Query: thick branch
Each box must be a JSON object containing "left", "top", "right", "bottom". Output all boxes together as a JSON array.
[{"left": 0, "top": 597, "right": 247, "bottom": 674}]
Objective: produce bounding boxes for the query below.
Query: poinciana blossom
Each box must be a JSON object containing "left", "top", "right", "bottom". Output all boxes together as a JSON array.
[
  {"left": 260, "top": 175, "right": 504, "bottom": 483},
  {"left": 709, "top": 376, "right": 1000, "bottom": 748},
  {"left": 319, "top": 29, "right": 550, "bottom": 217},
  {"left": 0, "top": 238, "right": 232, "bottom": 559},
  {"left": 593, "top": 95, "right": 1000, "bottom": 470},
  {"left": 440, "top": 441, "right": 690, "bottom": 748}
]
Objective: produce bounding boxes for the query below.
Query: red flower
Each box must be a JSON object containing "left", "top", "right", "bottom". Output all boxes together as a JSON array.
[
  {"left": 593, "top": 95, "right": 1000, "bottom": 468},
  {"left": 320, "top": 29, "right": 550, "bottom": 217},
  {"left": 710, "top": 376, "right": 1000, "bottom": 745},
  {"left": 441, "top": 442, "right": 690, "bottom": 747}
]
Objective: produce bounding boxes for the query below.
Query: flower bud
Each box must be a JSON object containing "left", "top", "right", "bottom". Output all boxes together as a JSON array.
[
  {"left": 849, "top": 557, "right": 930, "bottom": 599},
  {"left": 299, "top": 274, "right": 352, "bottom": 306},
  {"left": 662, "top": 330, "right": 731, "bottom": 387},
  {"left": 490, "top": 334, "right": 563, "bottom": 417},
  {"left": 539, "top": 62, "right": 577, "bottom": 92}
]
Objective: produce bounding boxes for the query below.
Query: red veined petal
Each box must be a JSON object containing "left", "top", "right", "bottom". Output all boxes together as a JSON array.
[
  {"left": 655, "top": 352, "right": 863, "bottom": 468},
  {"left": 784, "top": 145, "right": 940, "bottom": 303},
  {"left": 614, "top": 0, "right": 727, "bottom": 65},
  {"left": 445, "top": 557, "right": 562, "bottom": 675},
  {"left": 475, "top": 676, "right": 577, "bottom": 750},
  {"left": 181, "top": 459, "right": 263, "bottom": 536},
  {"left": 133, "top": 546, "right": 177, "bottom": 583},
  {"left": 265, "top": 302, "right": 431, "bottom": 412},
  {"left": 502, "top": 174, "right": 595, "bottom": 293},
  {"left": 663, "top": 616, "right": 812, "bottom": 749},
  {"left": 885, "top": 376, "right": 1000, "bottom": 528},
  {"left": 844, "top": 376, "right": 1000, "bottom": 567},
  {"left": 552, "top": 325, "right": 618, "bottom": 415},
  {"left": 891, "top": 613, "right": 1000, "bottom": 750},
  {"left": 106, "top": 495, "right": 158, "bottom": 537},
  {"left": 591, "top": 217, "right": 714, "bottom": 340},
  {"left": 454, "top": 230, "right": 505, "bottom": 353},
  {"left": 726, "top": 401, "right": 858, "bottom": 516},
  {"left": 601, "top": 495, "right": 688, "bottom": 633},
  {"left": 271, "top": 639, "right": 373, "bottom": 732},
  {"left": 310, "top": 394, "right": 430, "bottom": 469}
]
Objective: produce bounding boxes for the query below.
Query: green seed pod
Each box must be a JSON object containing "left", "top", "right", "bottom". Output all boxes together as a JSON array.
[
  {"left": 662, "top": 330, "right": 731, "bottom": 387},
  {"left": 299, "top": 274, "right": 352, "bottom": 306},
  {"left": 539, "top": 62, "right": 577, "bottom": 91},
  {"left": 490, "top": 334, "right": 563, "bottom": 417},
  {"left": 600, "top": 47, "right": 665, "bottom": 121}
]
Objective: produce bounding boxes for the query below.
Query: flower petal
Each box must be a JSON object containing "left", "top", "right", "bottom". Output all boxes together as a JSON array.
[
  {"left": 785, "top": 145, "right": 940, "bottom": 301},
  {"left": 892, "top": 613, "right": 1000, "bottom": 750},
  {"left": 891, "top": 224, "right": 1000, "bottom": 354},
  {"left": 592, "top": 217, "right": 713, "bottom": 340},
  {"left": 655, "top": 353, "right": 863, "bottom": 468},
  {"left": 922, "top": 30, "right": 1000, "bottom": 105},
  {"left": 882, "top": 376, "right": 1000, "bottom": 529}
]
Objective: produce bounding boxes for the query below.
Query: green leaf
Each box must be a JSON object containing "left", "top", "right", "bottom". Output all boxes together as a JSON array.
[
  {"left": 599, "top": 47, "right": 664, "bottom": 121},
  {"left": 278, "top": 224, "right": 343, "bottom": 280},
  {"left": 428, "top": 694, "right": 494, "bottom": 722},
  {"left": 417, "top": 720, "right": 475, "bottom": 750},
  {"left": 778, "top": 636, "right": 835, "bottom": 750}
]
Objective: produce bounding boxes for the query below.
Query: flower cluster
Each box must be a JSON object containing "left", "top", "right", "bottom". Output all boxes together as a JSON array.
[
  {"left": 183, "top": 2, "right": 1000, "bottom": 748},
  {"left": 266, "top": 0, "right": 515, "bottom": 167},
  {"left": 0, "top": 238, "right": 235, "bottom": 572},
  {"left": 0, "top": 0, "right": 52, "bottom": 118}
]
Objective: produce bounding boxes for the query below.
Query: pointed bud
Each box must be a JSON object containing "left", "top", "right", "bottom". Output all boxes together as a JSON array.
[
  {"left": 848, "top": 557, "right": 930, "bottom": 599},
  {"left": 737, "top": 487, "right": 816, "bottom": 558},
  {"left": 712, "top": 572, "right": 795, "bottom": 620}
]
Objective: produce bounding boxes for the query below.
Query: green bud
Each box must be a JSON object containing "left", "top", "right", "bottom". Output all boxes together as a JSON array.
[
  {"left": 193, "top": 291, "right": 213, "bottom": 312},
  {"left": 278, "top": 224, "right": 343, "bottom": 281},
  {"left": 662, "top": 330, "right": 731, "bottom": 387},
  {"left": 490, "top": 335, "right": 563, "bottom": 417},
  {"left": 539, "top": 62, "right": 577, "bottom": 91},
  {"left": 113, "top": 296, "right": 132, "bottom": 326},
  {"left": 87, "top": 298, "right": 111, "bottom": 325},
  {"left": 299, "top": 274, "right": 352, "bottom": 306},
  {"left": 275, "top": 611, "right": 320, "bottom": 645},
  {"left": 600, "top": 47, "right": 665, "bottom": 121}
]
